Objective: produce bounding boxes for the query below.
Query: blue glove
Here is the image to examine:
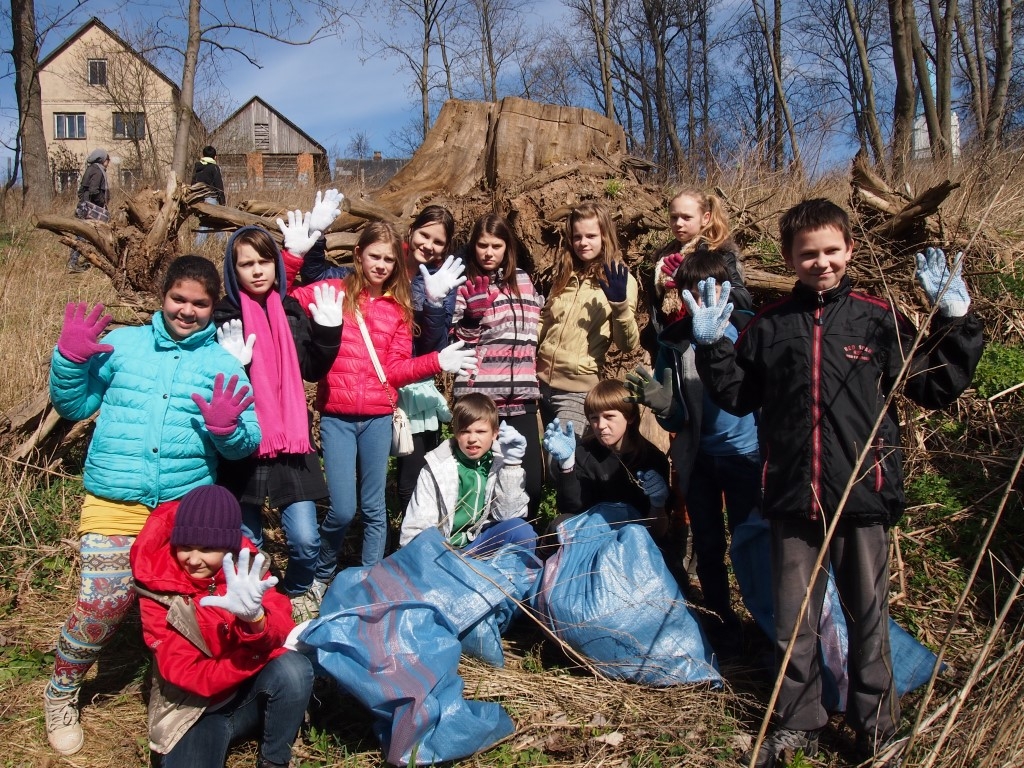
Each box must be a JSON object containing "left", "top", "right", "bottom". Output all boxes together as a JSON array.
[
  {"left": 497, "top": 421, "right": 527, "bottom": 465},
  {"left": 600, "top": 262, "right": 629, "bottom": 303},
  {"left": 637, "top": 470, "right": 670, "bottom": 508},
  {"left": 543, "top": 419, "right": 576, "bottom": 470},
  {"left": 680, "top": 277, "right": 733, "bottom": 345},
  {"left": 915, "top": 247, "right": 970, "bottom": 317}
]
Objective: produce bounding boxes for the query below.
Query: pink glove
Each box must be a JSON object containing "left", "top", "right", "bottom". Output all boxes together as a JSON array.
[
  {"left": 58, "top": 302, "right": 114, "bottom": 363},
  {"left": 191, "top": 374, "right": 254, "bottom": 436},
  {"left": 458, "top": 276, "right": 499, "bottom": 322},
  {"left": 660, "top": 253, "right": 685, "bottom": 289}
]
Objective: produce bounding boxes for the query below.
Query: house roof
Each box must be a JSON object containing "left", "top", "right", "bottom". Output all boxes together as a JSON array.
[
  {"left": 39, "top": 16, "right": 181, "bottom": 97},
  {"left": 211, "top": 96, "right": 328, "bottom": 156}
]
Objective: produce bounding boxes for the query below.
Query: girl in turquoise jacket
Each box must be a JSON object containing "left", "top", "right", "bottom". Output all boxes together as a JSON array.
[{"left": 43, "top": 255, "right": 261, "bottom": 757}]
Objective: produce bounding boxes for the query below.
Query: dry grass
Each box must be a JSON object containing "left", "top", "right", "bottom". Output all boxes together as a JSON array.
[{"left": 2, "top": 155, "right": 1024, "bottom": 768}]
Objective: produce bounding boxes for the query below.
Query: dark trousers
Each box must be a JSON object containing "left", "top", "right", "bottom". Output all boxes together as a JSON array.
[
  {"left": 160, "top": 652, "right": 313, "bottom": 768},
  {"left": 396, "top": 429, "right": 442, "bottom": 511},
  {"left": 500, "top": 411, "right": 544, "bottom": 521},
  {"left": 771, "top": 518, "right": 899, "bottom": 740}
]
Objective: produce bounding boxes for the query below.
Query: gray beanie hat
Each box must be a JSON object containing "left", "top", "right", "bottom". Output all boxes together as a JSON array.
[{"left": 86, "top": 148, "right": 109, "bottom": 164}]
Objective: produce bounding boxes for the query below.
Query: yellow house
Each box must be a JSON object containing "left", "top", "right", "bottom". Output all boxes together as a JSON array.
[{"left": 38, "top": 17, "right": 192, "bottom": 193}]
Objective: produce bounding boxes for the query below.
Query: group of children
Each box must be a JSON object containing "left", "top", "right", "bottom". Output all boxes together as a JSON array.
[{"left": 42, "top": 188, "right": 983, "bottom": 768}]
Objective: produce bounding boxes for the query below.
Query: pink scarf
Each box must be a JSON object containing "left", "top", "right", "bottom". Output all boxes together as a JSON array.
[{"left": 239, "top": 290, "right": 311, "bottom": 458}]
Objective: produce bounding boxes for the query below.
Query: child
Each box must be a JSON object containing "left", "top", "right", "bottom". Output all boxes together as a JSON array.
[
  {"left": 400, "top": 393, "right": 535, "bottom": 556},
  {"left": 537, "top": 202, "right": 639, "bottom": 435},
  {"left": 683, "top": 199, "right": 984, "bottom": 766},
  {"left": 627, "top": 247, "right": 762, "bottom": 651},
  {"left": 131, "top": 485, "right": 312, "bottom": 768},
  {"left": 289, "top": 223, "right": 476, "bottom": 587},
  {"left": 450, "top": 214, "right": 544, "bottom": 516},
  {"left": 650, "top": 188, "right": 752, "bottom": 330},
  {"left": 43, "top": 256, "right": 261, "bottom": 755},
  {"left": 213, "top": 226, "right": 343, "bottom": 617},
  {"left": 543, "top": 380, "right": 671, "bottom": 531}
]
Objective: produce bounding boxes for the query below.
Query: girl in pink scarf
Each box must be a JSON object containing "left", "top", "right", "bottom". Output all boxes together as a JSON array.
[{"left": 214, "top": 226, "right": 342, "bottom": 619}]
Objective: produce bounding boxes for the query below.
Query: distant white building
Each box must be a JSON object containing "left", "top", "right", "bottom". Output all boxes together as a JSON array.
[{"left": 912, "top": 113, "right": 961, "bottom": 161}]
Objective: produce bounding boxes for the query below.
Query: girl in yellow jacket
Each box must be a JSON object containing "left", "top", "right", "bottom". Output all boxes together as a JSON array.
[{"left": 537, "top": 202, "right": 639, "bottom": 436}]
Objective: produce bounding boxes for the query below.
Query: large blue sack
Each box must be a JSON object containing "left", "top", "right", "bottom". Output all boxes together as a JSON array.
[
  {"left": 729, "top": 514, "right": 941, "bottom": 706},
  {"left": 299, "top": 529, "right": 515, "bottom": 765},
  {"left": 530, "top": 503, "right": 722, "bottom": 687}
]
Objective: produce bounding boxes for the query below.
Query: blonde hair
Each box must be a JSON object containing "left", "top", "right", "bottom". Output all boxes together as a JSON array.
[
  {"left": 551, "top": 202, "right": 622, "bottom": 298},
  {"left": 344, "top": 222, "right": 413, "bottom": 325},
  {"left": 667, "top": 188, "right": 732, "bottom": 249}
]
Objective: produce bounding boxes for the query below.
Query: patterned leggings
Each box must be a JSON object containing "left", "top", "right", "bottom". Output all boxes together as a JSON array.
[{"left": 46, "top": 534, "right": 136, "bottom": 698}]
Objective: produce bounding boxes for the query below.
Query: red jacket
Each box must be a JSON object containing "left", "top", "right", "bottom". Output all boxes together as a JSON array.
[
  {"left": 290, "top": 280, "right": 441, "bottom": 416},
  {"left": 130, "top": 502, "right": 294, "bottom": 701}
]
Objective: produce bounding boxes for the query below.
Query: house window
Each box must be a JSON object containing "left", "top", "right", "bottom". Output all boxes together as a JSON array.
[
  {"left": 254, "top": 122, "right": 270, "bottom": 151},
  {"left": 120, "top": 167, "right": 141, "bottom": 189},
  {"left": 55, "top": 170, "right": 80, "bottom": 194},
  {"left": 113, "top": 112, "right": 146, "bottom": 140},
  {"left": 88, "top": 59, "right": 107, "bottom": 86},
  {"left": 55, "top": 113, "right": 86, "bottom": 139}
]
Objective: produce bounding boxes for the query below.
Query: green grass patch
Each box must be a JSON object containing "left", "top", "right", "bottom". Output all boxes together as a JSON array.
[{"left": 972, "top": 342, "right": 1024, "bottom": 399}]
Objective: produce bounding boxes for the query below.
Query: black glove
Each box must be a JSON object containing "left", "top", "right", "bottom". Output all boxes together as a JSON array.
[
  {"left": 625, "top": 366, "right": 675, "bottom": 418},
  {"left": 600, "top": 262, "right": 629, "bottom": 303}
]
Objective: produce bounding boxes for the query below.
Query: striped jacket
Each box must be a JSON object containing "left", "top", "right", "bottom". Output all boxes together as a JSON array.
[{"left": 452, "top": 269, "right": 542, "bottom": 417}]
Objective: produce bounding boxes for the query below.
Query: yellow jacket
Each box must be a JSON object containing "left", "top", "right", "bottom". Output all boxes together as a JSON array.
[{"left": 536, "top": 271, "right": 639, "bottom": 392}]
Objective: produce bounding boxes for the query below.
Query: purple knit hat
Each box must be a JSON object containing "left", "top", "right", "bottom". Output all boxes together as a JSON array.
[{"left": 170, "top": 485, "right": 242, "bottom": 551}]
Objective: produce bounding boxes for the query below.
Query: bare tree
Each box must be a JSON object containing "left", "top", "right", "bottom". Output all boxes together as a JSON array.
[
  {"left": 750, "top": 0, "right": 803, "bottom": 175},
  {"left": 7, "top": 0, "right": 52, "bottom": 205},
  {"left": 956, "top": 0, "right": 1014, "bottom": 155},
  {"left": 347, "top": 131, "right": 373, "bottom": 159}
]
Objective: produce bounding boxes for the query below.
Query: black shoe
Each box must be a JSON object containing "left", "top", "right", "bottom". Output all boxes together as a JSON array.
[
  {"left": 854, "top": 731, "right": 900, "bottom": 765},
  {"left": 744, "top": 728, "right": 820, "bottom": 768}
]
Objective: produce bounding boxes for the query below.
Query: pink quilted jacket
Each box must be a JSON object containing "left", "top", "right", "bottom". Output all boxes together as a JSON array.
[{"left": 291, "top": 280, "right": 441, "bottom": 416}]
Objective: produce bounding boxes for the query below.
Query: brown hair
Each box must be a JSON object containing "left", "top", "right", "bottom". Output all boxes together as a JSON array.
[
  {"left": 465, "top": 213, "right": 530, "bottom": 297},
  {"left": 778, "top": 198, "right": 852, "bottom": 258},
  {"left": 344, "top": 222, "right": 413, "bottom": 325},
  {"left": 582, "top": 379, "right": 641, "bottom": 454},
  {"left": 452, "top": 392, "right": 499, "bottom": 432},
  {"left": 551, "top": 202, "right": 622, "bottom": 297},
  {"left": 162, "top": 255, "right": 220, "bottom": 300}
]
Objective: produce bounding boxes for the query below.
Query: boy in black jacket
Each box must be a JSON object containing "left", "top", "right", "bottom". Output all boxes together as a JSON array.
[{"left": 682, "top": 198, "right": 984, "bottom": 767}]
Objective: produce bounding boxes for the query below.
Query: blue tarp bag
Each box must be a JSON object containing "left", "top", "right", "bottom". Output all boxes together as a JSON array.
[
  {"left": 530, "top": 503, "right": 722, "bottom": 687},
  {"left": 299, "top": 529, "right": 515, "bottom": 765}
]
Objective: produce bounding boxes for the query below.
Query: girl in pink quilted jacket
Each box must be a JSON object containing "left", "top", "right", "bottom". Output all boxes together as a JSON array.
[{"left": 289, "top": 223, "right": 476, "bottom": 596}]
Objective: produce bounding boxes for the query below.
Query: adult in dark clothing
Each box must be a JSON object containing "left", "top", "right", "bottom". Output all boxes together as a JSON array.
[
  {"left": 68, "top": 148, "right": 110, "bottom": 273},
  {"left": 192, "top": 146, "right": 226, "bottom": 244}
]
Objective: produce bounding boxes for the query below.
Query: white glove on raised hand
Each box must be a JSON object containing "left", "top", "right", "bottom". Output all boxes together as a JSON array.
[
  {"left": 199, "top": 549, "right": 278, "bottom": 623},
  {"left": 497, "top": 420, "right": 527, "bottom": 465},
  {"left": 637, "top": 470, "right": 670, "bottom": 508},
  {"left": 216, "top": 319, "right": 256, "bottom": 366},
  {"left": 308, "top": 189, "right": 344, "bottom": 234},
  {"left": 915, "top": 247, "right": 971, "bottom": 317},
  {"left": 420, "top": 255, "right": 467, "bottom": 306},
  {"left": 437, "top": 340, "right": 477, "bottom": 375},
  {"left": 680, "top": 278, "right": 734, "bottom": 345},
  {"left": 308, "top": 283, "right": 344, "bottom": 328},
  {"left": 276, "top": 209, "right": 321, "bottom": 257}
]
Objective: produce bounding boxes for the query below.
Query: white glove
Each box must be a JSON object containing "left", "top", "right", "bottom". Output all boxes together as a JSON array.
[
  {"left": 497, "top": 420, "right": 527, "bottom": 465},
  {"left": 420, "top": 255, "right": 467, "bottom": 306},
  {"left": 276, "top": 209, "right": 321, "bottom": 257},
  {"left": 308, "top": 189, "right": 344, "bottom": 234},
  {"left": 437, "top": 340, "right": 477, "bottom": 375},
  {"left": 199, "top": 550, "right": 278, "bottom": 623},
  {"left": 216, "top": 319, "right": 256, "bottom": 366},
  {"left": 308, "top": 283, "right": 344, "bottom": 328}
]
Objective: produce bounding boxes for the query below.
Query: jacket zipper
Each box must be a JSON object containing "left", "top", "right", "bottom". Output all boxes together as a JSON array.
[
  {"left": 810, "top": 294, "right": 824, "bottom": 520},
  {"left": 873, "top": 436, "right": 884, "bottom": 492}
]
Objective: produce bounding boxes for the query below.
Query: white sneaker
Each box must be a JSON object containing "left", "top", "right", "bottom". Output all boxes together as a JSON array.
[
  {"left": 309, "top": 579, "right": 329, "bottom": 603},
  {"left": 44, "top": 690, "right": 84, "bottom": 755}
]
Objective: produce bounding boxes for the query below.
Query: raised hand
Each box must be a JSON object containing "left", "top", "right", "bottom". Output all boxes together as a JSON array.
[
  {"left": 191, "top": 373, "right": 254, "bottom": 436},
  {"left": 421, "top": 255, "right": 467, "bottom": 305},
  {"left": 199, "top": 549, "right": 278, "bottom": 623},
  {"left": 599, "top": 261, "right": 629, "bottom": 303},
  {"left": 437, "top": 340, "right": 478, "bottom": 375},
  {"left": 308, "top": 189, "right": 344, "bottom": 234},
  {"left": 915, "top": 247, "right": 971, "bottom": 317},
  {"left": 637, "top": 470, "right": 670, "bottom": 508},
  {"left": 276, "top": 209, "right": 320, "bottom": 257},
  {"left": 216, "top": 319, "right": 256, "bottom": 366},
  {"left": 625, "top": 366, "right": 675, "bottom": 418},
  {"left": 458, "top": 276, "right": 500, "bottom": 322},
  {"left": 308, "top": 283, "right": 344, "bottom": 328},
  {"left": 497, "top": 420, "right": 527, "bottom": 465},
  {"left": 680, "top": 277, "right": 733, "bottom": 345},
  {"left": 58, "top": 302, "right": 114, "bottom": 363},
  {"left": 543, "top": 419, "right": 577, "bottom": 470},
  {"left": 660, "top": 253, "right": 685, "bottom": 289}
]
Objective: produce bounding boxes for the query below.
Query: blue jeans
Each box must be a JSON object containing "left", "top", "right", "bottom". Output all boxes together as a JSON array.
[
  {"left": 317, "top": 413, "right": 391, "bottom": 578},
  {"left": 685, "top": 450, "right": 761, "bottom": 621},
  {"left": 241, "top": 501, "right": 320, "bottom": 596},
  {"left": 463, "top": 518, "right": 537, "bottom": 557},
  {"left": 160, "top": 651, "right": 313, "bottom": 768}
]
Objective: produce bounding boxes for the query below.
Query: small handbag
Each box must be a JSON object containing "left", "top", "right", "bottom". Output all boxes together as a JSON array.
[{"left": 356, "top": 311, "right": 414, "bottom": 457}]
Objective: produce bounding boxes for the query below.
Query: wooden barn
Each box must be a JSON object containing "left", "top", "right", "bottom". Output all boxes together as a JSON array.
[{"left": 208, "top": 96, "right": 330, "bottom": 193}]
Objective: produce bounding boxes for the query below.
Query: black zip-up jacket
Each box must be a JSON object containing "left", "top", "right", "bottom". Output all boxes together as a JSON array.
[{"left": 695, "top": 276, "right": 984, "bottom": 525}]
